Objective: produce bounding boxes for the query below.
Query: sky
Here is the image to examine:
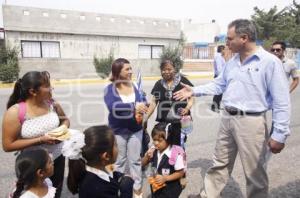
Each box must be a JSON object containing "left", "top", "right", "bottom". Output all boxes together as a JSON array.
[{"left": 0, "top": 0, "right": 297, "bottom": 33}]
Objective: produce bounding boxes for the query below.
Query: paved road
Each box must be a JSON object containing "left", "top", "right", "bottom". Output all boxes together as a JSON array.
[{"left": 1, "top": 79, "right": 299, "bottom": 198}]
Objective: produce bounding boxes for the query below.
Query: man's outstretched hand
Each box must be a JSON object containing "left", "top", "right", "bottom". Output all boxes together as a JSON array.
[{"left": 173, "top": 83, "right": 193, "bottom": 101}]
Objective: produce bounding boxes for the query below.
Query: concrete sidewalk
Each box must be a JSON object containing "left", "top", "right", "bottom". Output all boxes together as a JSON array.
[{"left": 0, "top": 72, "right": 214, "bottom": 88}]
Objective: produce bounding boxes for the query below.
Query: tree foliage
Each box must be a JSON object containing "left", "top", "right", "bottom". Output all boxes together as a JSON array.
[
  {"left": 0, "top": 45, "right": 19, "bottom": 83},
  {"left": 251, "top": 0, "right": 300, "bottom": 48},
  {"left": 93, "top": 51, "right": 114, "bottom": 79},
  {"left": 159, "top": 31, "right": 185, "bottom": 72}
]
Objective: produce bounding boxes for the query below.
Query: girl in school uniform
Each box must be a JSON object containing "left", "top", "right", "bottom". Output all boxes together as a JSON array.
[
  {"left": 64, "top": 125, "right": 133, "bottom": 198},
  {"left": 142, "top": 122, "right": 187, "bottom": 198}
]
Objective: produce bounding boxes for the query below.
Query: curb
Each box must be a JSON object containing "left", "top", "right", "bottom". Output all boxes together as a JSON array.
[{"left": 0, "top": 74, "right": 213, "bottom": 89}]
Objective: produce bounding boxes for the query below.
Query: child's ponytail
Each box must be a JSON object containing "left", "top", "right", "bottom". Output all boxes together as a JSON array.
[
  {"left": 64, "top": 125, "right": 115, "bottom": 194},
  {"left": 67, "top": 159, "right": 87, "bottom": 194},
  {"left": 12, "top": 180, "right": 25, "bottom": 198},
  {"left": 152, "top": 122, "right": 174, "bottom": 145}
]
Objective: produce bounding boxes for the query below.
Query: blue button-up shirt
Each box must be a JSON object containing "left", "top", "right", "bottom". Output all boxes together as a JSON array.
[
  {"left": 193, "top": 47, "right": 290, "bottom": 143},
  {"left": 213, "top": 53, "right": 226, "bottom": 77}
]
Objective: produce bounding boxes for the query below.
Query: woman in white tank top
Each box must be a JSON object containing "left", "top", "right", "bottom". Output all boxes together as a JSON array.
[{"left": 2, "top": 71, "right": 70, "bottom": 198}]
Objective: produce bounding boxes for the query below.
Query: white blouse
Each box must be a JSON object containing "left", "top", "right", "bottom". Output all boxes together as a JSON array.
[
  {"left": 156, "top": 146, "right": 185, "bottom": 171},
  {"left": 119, "top": 93, "right": 135, "bottom": 103},
  {"left": 20, "top": 178, "right": 56, "bottom": 198},
  {"left": 20, "top": 104, "right": 62, "bottom": 159}
]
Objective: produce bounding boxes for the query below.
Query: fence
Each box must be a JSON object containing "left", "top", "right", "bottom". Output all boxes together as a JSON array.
[
  {"left": 183, "top": 45, "right": 215, "bottom": 60},
  {"left": 182, "top": 44, "right": 234, "bottom": 72}
]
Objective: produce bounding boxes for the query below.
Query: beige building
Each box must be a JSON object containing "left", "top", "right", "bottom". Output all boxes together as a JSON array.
[{"left": 2, "top": 5, "right": 181, "bottom": 78}]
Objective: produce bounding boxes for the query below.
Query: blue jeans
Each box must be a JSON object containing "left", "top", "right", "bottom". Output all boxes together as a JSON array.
[{"left": 115, "top": 130, "right": 143, "bottom": 191}]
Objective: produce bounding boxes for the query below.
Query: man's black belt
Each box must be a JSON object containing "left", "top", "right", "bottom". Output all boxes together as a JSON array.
[{"left": 224, "top": 106, "right": 264, "bottom": 116}]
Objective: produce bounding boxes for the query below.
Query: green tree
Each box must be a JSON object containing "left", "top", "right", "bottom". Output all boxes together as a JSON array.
[
  {"left": 251, "top": 6, "right": 286, "bottom": 40},
  {"left": 0, "top": 45, "right": 19, "bottom": 83},
  {"left": 159, "top": 31, "right": 185, "bottom": 72},
  {"left": 291, "top": 0, "right": 300, "bottom": 25},
  {"left": 289, "top": 0, "right": 300, "bottom": 47},
  {"left": 93, "top": 50, "right": 114, "bottom": 79},
  {"left": 251, "top": 1, "right": 300, "bottom": 48}
]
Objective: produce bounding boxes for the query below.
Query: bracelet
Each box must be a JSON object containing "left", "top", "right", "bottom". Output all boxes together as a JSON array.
[
  {"left": 163, "top": 175, "right": 168, "bottom": 182},
  {"left": 39, "top": 136, "right": 43, "bottom": 144}
]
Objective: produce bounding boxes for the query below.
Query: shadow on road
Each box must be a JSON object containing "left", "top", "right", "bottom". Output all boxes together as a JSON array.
[
  {"left": 187, "top": 158, "right": 244, "bottom": 198},
  {"left": 269, "top": 179, "right": 300, "bottom": 198}
]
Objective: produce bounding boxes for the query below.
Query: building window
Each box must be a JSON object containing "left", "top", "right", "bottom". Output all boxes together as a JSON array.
[
  {"left": 0, "top": 28, "right": 4, "bottom": 39},
  {"left": 21, "top": 41, "right": 60, "bottom": 58},
  {"left": 23, "top": 10, "right": 30, "bottom": 16},
  {"left": 138, "top": 45, "right": 151, "bottom": 59},
  {"left": 138, "top": 45, "right": 164, "bottom": 59},
  {"left": 80, "top": 15, "right": 86, "bottom": 20},
  {"left": 152, "top": 46, "right": 163, "bottom": 58},
  {"left": 60, "top": 13, "right": 67, "bottom": 19},
  {"left": 42, "top": 42, "right": 60, "bottom": 58},
  {"left": 21, "top": 41, "right": 41, "bottom": 58},
  {"left": 42, "top": 12, "right": 49, "bottom": 17}
]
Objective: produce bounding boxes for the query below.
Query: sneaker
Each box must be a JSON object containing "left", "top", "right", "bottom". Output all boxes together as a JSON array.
[
  {"left": 188, "top": 194, "right": 201, "bottom": 198},
  {"left": 133, "top": 193, "right": 143, "bottom": 198},
  {"left": 133, "top": 189, "right": 143, "bottom": 198},
  {"left": 211, "top": 108, "right": 220, "bottom": 113}
]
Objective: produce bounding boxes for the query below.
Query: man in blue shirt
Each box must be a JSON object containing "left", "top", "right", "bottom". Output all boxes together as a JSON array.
[
  {"left": 211, "top": 45, "right": 226, "bottom": 112},
  {"left": 174, "top": 19, "right": 290, "bottom": 198}
]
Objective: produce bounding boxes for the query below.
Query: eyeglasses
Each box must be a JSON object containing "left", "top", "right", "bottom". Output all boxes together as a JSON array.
[{"left": 271, "top": 48, "right": 282, "bottom": 52}]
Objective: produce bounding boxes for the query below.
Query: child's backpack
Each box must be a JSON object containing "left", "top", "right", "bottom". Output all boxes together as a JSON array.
[
  {"left": 168, "top": 145, "right": 187, "bottom": 188},
  {"left": 168, "top": 145, "right": 187, "bottom": 170}
]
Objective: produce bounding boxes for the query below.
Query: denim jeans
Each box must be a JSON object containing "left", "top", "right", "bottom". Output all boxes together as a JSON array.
[{"left": 115, "top": 130, "right": 143, "bottom": 191}]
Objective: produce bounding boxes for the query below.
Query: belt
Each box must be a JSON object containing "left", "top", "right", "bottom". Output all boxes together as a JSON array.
[{"left": 224, "top": 106, "right": 264, "bottom": 116}]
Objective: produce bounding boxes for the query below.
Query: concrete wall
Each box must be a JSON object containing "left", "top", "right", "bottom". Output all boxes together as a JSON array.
[
  {"left": 182, "top": 60, "right": 213, "bottom": 72},
  {"left": 19, "top": 58, "right": 161, "bottom": 79}
]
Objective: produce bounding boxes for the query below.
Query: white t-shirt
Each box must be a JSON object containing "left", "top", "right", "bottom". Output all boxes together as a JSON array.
[
  {"left": 118, "top": 83, "right": 137, "bottom": 103},
  {"left": 20, "top": 178, "right": 56, "bottom": 198},
  {"left": 119, "top": 93, "right": 135, "bottom": 103}
]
